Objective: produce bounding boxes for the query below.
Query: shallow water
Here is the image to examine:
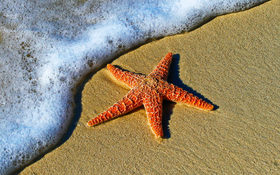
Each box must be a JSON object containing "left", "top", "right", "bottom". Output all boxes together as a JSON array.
[{"left": 0, "top": 0, "right": 267, "bottom": 174}]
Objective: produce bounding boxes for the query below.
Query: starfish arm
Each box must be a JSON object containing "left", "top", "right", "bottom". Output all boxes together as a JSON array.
[
  {"left": 87, "top": 88, "right": 143, "bottom": 126},
  {"left": 150, "top": 52, "right": 173, "bottom": 80},
  {"left": 143, "top": 90, "right": 164, "bottom": 138},
  {"left": 160, "top": 81, "right": 214, "bottom": 110},
  {"left": 107, "top": 64, "right": 145, "bottom": 88}
]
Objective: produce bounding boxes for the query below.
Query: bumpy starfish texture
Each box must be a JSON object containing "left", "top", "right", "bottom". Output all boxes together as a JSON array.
[{"left": 88, "top": 53, "right": 214, "bottom": 138}]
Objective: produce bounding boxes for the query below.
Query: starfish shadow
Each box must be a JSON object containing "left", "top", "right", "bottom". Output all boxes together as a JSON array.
[
  {"left": 168, "top": 54, "right": 218, "bottom": 109},
  {"left": 162, "top": 101, "right": 175, "bottom": 138},
  {"left": 162, "top": 54, "right": 218, "bottom": 138}
]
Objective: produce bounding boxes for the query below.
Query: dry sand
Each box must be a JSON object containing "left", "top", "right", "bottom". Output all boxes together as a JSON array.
[{"left": 21, "top": 0, "right": 280, "bottom": 174}]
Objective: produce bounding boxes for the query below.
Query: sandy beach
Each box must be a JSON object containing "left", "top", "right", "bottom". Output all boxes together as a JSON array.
[{"left": 21, "top": 0, "right": 280, "bottom": 174}]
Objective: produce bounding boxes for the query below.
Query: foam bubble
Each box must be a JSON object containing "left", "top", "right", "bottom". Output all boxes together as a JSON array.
[{"left": 0, "top": 0, "right": 267, "bottom": 174}]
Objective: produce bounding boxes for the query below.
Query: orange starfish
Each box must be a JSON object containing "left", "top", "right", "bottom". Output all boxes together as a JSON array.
[{"left": 88, "top": 53, "right": 214, "bottom": 138}]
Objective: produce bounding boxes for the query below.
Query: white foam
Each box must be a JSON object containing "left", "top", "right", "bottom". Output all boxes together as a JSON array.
[{"left": 0, "top": 0, "right": 267, "bottom": 174}]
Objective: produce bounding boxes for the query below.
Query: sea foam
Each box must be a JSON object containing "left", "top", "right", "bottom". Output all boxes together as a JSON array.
[{"left": 0, "top": 0, "right": 267, "bottom": 174}]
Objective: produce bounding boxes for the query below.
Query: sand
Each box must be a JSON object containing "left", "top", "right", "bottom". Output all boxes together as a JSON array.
[{"left": 21, "top": 0, "right": 280, "bottom": 174}]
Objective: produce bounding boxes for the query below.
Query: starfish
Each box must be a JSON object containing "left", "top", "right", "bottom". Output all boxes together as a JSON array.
[{"left": 87, "top": 53, "right": 214, "bottom": 138}]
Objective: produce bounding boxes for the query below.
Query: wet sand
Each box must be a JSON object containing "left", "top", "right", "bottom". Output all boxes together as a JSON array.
[{"left": 21, "top": 0, "right": 280, "bottom": 174}]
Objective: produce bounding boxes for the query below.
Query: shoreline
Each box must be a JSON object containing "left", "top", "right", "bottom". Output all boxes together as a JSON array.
[{"left": 21, "top": 0, "right": 280, "bottom": 174}]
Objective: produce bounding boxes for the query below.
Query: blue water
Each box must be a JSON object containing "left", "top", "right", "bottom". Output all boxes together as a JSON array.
[{"left": 0, "top": 0, "right": 267, "bottom": 174}]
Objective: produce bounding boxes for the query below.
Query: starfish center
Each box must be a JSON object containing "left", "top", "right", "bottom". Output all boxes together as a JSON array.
[{"left": 141, "top": 76, "right": 159, "bottom": 88}]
